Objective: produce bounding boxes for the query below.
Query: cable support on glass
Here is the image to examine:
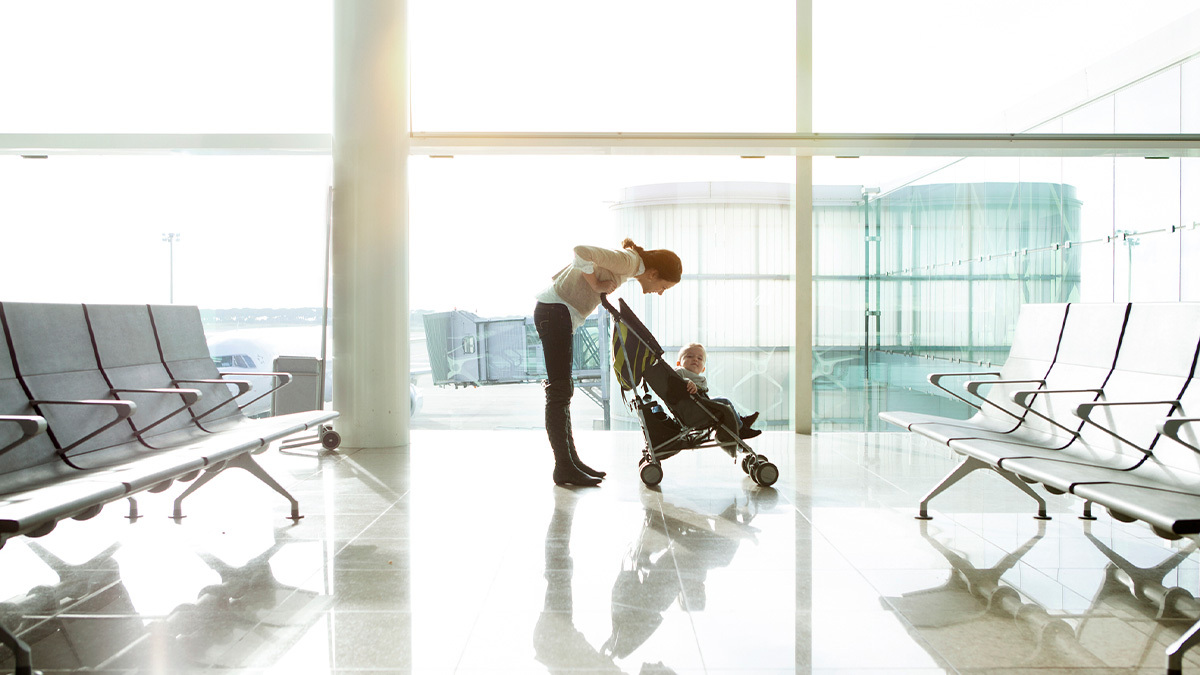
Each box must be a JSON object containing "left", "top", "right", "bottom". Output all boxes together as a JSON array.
[
  {"left": 870, "top": 348, "right": 995, "bottom": 369},
  {"left": 876, "top": 222, "right": 1194, "bottom": 278}
]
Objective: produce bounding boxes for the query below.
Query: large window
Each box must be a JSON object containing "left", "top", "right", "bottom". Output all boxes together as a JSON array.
[
  {"left": 409, "top": 0, "right": 796, "bottom": 132},
  {"left": 3, "top": 3, "right": 1199, "bottom": 432},
  {"left": 0, "top": 155, "right": 333, "bottom": 417},
  {"left": 0, "top": 1, "right": 332, "bottom": 133},
  {"left": 409, "top": 156, "right": 796, "bottom": 431},
  {"left": 812, "top": 149, "right": 1199, "bottom": 430},
  {"left": 813, "top": 0, "right": 1200, "bottom": 132}
]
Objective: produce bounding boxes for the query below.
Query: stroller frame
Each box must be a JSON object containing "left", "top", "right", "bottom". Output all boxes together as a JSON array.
[{"left": 601, "top": 295, "right": 779, "bottom": 487}]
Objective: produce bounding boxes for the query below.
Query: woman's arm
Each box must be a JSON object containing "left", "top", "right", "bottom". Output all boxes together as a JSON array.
[
  {"left": 573, "top": 246, "right": 641, "bottom": 277},
  {"left": 581, "top": 271, "right": 619, "bottom": 294}
]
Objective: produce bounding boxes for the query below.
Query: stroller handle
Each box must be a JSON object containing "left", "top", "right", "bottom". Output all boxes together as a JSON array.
[{"left": 599, "top": 293, "right": 619, "bottom": 317}]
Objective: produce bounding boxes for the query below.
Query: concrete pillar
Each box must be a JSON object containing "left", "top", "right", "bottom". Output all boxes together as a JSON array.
[
  {"left": 332, "top": 0, "right": 410, "bottom": 448},
  {"left": 794, "top": 0, "right": 813, "bottom": 434}
]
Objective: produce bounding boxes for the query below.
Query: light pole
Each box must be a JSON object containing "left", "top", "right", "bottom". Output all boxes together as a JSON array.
[{"left": 162, "top": 232, "right": 181, "bottom": 303}]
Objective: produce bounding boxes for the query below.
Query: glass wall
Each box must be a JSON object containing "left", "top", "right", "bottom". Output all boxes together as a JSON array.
[
  {"left": 814, "top": 0, "right": 1200, "bottom": 132},
  {"left": 3, "top": 3, "right": 1198, "bottom": 433},
  {"left": 0, "top": 154, "right": 333, "bottom": 417},
  {"left": 0, "top": 2, "right": 332, "bottom": 133},
  {"left": 813, "top": 50, "right": 1200, "bottom": 430},
  {"left": 408, "top": 156, "right": 796, "bottom": 431},
  {"left": 409, "top": 0, "right": 795, "bottom": 132}
]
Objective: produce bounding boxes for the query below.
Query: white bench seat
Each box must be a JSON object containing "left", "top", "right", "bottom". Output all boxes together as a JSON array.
[{"left": 881, "top": 303, "right": 1069, "bottom": 438}]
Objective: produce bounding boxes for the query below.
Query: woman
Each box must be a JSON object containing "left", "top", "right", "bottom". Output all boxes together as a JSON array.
[{"left": 534, "top": 238, "right": 682, "bottom": 486}]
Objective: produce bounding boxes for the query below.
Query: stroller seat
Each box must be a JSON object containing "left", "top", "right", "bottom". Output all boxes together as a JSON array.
[{"left": 602, "top": 295, "right": 779, "bottom": 487}]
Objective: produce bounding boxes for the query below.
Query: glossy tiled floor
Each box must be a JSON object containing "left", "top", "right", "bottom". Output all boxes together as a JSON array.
[{"left": 4, "top": 430, "right": 1200, "bottom": 674}]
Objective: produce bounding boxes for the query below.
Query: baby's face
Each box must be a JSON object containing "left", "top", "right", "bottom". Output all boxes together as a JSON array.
[{"left": 678, "top": 347, "right": 706, "bottom": 374}]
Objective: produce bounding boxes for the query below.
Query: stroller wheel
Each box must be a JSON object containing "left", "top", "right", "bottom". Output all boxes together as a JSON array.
[
  {"left": 741, "top": 455, "right": 754, "bottom": 474},
  {"left": 640, "top": 462, "right": 664, "bottom": 487},
  {"left": 753, "top": 461, "right": 779, "bottom": 487}
]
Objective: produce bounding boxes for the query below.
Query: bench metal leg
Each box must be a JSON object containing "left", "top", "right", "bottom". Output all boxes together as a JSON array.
[
  {"left": 997, "top": 467, "right": 1052, "bottom": 520},
  {"left": 171, "top": 466, "right": 222, "bottom": 519},
  {"left": 126, "top": 496, "right": 142, "bottom": 521},
  {"left": 172, "top": 453, "right": 302, "bottom": 521},
  {"left": 918, "top": 456, "right": 1051, "bottom": 520},
  {"left": 0, "top": 620, "right": 35, "bottom": 675},
  {"left": 917, "top": 456, "right": 987, "bottom": 519},
  {"left": 1167, "top": 617, "right": 1200, "bottom": 675},
  {"left": 1080, "top": 499, "right": 1098, "bottom": 521}
]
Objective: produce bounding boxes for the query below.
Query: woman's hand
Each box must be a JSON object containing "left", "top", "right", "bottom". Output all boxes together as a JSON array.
[
  {"left": 685, "top": 380, "right": 698, "bottom": 395},
  {"left": 582, "top": 272, "right": 618, "bottom": 294}
]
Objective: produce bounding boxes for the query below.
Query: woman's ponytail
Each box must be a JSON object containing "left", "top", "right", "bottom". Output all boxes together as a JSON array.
[{"left": 622, "top": 238, "right": 682, "bottom": 283}]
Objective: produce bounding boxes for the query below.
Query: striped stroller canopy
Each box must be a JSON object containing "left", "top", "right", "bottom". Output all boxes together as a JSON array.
[{"left": 601, "top": 296, "right": 664, "bottom": 391}]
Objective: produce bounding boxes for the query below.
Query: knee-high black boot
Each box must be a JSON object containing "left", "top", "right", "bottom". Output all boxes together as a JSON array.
[
  {"left": 565, "top": 416, "right": 605, "bottom": 479},
  {"left": 546, "top": 382, "right": 600, "bottom": 487},
  {"left": 536, "top": 302, "right": 599, "bottom": 487}
]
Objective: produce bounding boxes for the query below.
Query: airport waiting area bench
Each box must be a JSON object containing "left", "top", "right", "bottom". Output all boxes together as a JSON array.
[
  {"left": 880, "top": 301, "right": 1200, "bottom": 675},
  {"left": 0, "top": 302, "right": 338, "bottom": 675}
]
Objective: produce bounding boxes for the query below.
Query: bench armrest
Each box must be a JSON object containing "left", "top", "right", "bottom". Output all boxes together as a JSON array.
[
  {"left": 29, "top": 399, "right": 137, "bottom": 461},
  {"left": 110, "top": 387, "right": 203, "bottom": 437},
  {"left": 928, "top": 371, "right": 1000, "bottom": 410},
  {"left": 111, "top": 388, "right": 201, "bottom": 406},
  {"left": 0, "top": 415, "right": 48, "bottom": 456},
  {"left": 1011, "top": 388, "right": 1103, "bottom": 410},
  {"left": 1158, "top": 418, "right": 1200, "bottom": 452},
  {"left": 219, "top": 371, "right": 294, "bottom": 383},
  {"left": 1000, "top": 388, "right": 1105, "bottom": 440},
  {"left": 218, "top": 371, "right": 293, "bottom": 413},
  {"left": 1076, "top": 399, "right": 1181, "bottom": 424},
  {"left": 31, "top": 399, "right": 136, "bottom": 415},
  {"left": 172, "top": 378, "right": 254, "bottom": 423},
  {"left": 928, "top": 371, "right": 1000, "bottom": 387},
  {"left": 964, "top": 378, "right": 1045, "bottom": 399},
  {"left": 173, "top": 378, "right": 253, "bottom": 397},
  {"left": 1072, "top": 400, "right": 1180, "bottom": 457}
]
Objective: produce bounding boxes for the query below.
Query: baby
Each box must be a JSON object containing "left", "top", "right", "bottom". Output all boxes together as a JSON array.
[{"left": 674, "top": 342, "right": 761, "bottom": 440}]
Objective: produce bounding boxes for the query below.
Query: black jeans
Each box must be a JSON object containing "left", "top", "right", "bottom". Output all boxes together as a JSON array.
[{"left": 534, "top": 302, "right": 574, "bottom": 458}]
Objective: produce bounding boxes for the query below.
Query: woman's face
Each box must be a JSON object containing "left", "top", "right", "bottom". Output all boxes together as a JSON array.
[{"left": 638, "top": 270, "right": 677, "bottom": 295}]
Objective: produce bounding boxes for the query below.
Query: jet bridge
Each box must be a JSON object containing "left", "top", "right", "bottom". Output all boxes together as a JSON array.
[{"left": 422, "top": 309, "right": 611, "bottom": 415}]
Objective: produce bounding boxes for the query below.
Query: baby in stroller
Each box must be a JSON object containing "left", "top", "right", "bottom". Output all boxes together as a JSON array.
[
  {"left": 674, "top": 342, "right": 762, "bottom": 442},
  {"left": 604, "top": 295, "right": 779, "bottom": 487}
]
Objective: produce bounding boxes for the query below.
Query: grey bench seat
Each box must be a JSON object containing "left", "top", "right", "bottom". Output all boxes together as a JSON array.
[
  {"left": 0, "top": 300, "right": 339, "bottom": 674},
  {"left": 0, "top": 301, "right": 338, "bottom": 538}
]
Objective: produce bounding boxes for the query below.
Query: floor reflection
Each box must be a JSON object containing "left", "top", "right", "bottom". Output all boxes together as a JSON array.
[
  {"left": 886, "top": 517, "right": 1200, "bottom": 671},
  {"left": 0, "top": 530, "right": 332, "bottom": 672},
  {"left": 10, "top": 431, "right": 1200, "bottom": 672},
  {"left": 534, "top": 488, "right": 624, "bottom": 673},
  {"left": 533, "top": 480, "right": 781, "bottom": 675}
]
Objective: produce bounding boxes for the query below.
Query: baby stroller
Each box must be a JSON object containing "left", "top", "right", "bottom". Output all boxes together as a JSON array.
[{"left": 601, "top": 295, "right": 779, "bottom": 488}]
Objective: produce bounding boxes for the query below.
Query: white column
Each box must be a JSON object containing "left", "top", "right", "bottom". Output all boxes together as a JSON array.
[
  {"left": 332, "top": 0, "right": 410, "bottom": 448},
  {"left": 794, "top": 0, "right": 813, "bottom": 434}
]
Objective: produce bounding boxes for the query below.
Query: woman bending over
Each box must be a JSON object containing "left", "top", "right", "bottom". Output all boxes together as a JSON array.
[{"left": 534, "top": 239, "right": 682, "bottom": 486}]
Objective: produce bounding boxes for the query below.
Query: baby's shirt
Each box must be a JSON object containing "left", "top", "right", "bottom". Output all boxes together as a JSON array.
[{"left": 673, "top": 366, "right": 708, "bottom": 392}]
